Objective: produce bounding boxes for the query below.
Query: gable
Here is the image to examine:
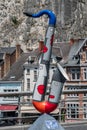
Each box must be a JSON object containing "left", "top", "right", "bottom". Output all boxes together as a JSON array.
[
  {"left": 2, "top": 53, "right": 30, "bottom": 81},
  {"left": 68, "top": 38, "right": 87, "bottom": 60}
]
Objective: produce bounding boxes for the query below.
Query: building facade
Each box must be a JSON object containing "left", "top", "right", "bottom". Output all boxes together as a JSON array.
[
  {"left": 64, "top": 38, "right": 87, "bottom": 121},
  {"left": 0, "top": 81, "right": 22, "bottom": 118}
]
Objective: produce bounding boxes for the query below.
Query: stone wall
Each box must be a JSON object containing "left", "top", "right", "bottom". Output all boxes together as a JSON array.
[{"left": 0, "top": 0, "right": 87, "bottom": 51}]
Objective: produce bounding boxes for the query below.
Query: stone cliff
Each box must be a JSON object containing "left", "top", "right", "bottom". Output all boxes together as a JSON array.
[{"left": 0, "top": 0, "right": 87, "bottom": 51}]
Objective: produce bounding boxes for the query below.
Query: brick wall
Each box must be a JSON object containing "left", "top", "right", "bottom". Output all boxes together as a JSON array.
[
  {"left": 4, "top": 53, "right": 11, "bottom": 76},
  {"left": 16, "top": 44, "right": 21, "bottom": 61}
]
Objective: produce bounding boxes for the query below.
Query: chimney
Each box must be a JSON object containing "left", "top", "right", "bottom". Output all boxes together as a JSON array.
[
  {"left": 69, "top": 38, "right": 75, "bottom": 45},
  {"left": 16, "top": 44, "right": 21, "bottom": 61},
  {"left": 39, "top": 41, "right": 44, "bottom": 52},
  {"left": 4, "top": 53, "right": 10, "bottom": 76},
  {"left": 69, "top": 38, "right": 79, "bottom": 45}
]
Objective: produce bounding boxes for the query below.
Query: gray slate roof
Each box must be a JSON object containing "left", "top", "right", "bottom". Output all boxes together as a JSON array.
[
  {"left": 3, "top": 53, "right": 30, "bottom": 81},
  {"left": 0, "top": 53, "right": 4, "bottom": 60},
  {"left": 68, "top": 39, "right": 85, "bottom": 60},
  {"left": 30, "top": 47, "right": 62, "bottom": 58},
  {"left": 2, "top": 39, "right": 87, "bottom": 81},
  {"left": 3, "top": 38, "right": 86, "bottom": 81},
  {"left": 64, "top": 38, "right": 87, "bottom": 66},
  {"left": 54, "top": 42, "right": 71, "bottom": 60},
  {"left": 2, "top": 46, "right": 62, "bottom": 81},
  {"left": 0, "top": 47, "right": 16, "bottom": 54},
  {"left": 2, "top": 44, "right": 70, "bottom": 81}
]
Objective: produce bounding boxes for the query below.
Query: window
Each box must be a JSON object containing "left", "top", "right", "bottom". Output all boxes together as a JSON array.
[
  {"left": 86, "top": 52, "right": 87, "bottom": 61},
  {"left": 83, "top": 87, "right": 87, "bottom": 96},
  {"left": 67, "top": 86, "right": 87, "bottom": 97},
  {"left": 3, "top": 89, "right": 18, "bottom": 92},
  {"left": 71, "top": 68, "right": 80, "bottom": 80},
  {"left": 27, "top": 78, "right": 30, "bottom": 91},
  {"left": 51, "top": 67, "right": 55, "bottom": 73},
  {"left": 3, "top": 89, "right": 19, "bottom": 100},
  {"left": 27, "top": 69, "right": 30, "bottom": 75},
  {"left": 67, "top": 86, "right": 78, "bottom": 97},
  {"left": 83, "top": 68, "right": 87, "bottom": 80},
  {"left": 51, "top": 67, "right": 55, "bottom": 69},
  {"left": 67, "top": 104, "right": 79, "bottom": 119},
  {"left": 83, "top": 104, "right": 87, "bottom": 118},
  {"left": 34, "top": 70, "right": 37, "bottom": 81}
]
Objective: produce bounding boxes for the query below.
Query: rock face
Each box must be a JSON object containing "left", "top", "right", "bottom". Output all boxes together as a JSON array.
[
  {"left": 0, "top": 0, "right": 28, "bottom": 51},
  {"left": 0, "top": 0, "right": 87, "bottom": 51}
]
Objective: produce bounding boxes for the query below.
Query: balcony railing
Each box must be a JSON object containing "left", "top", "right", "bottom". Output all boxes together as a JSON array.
[{"left": 0, "top": 90, "right": 87, "bottom": 129}]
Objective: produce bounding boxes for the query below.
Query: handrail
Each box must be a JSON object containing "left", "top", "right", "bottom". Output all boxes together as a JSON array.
[
  {"left": 0, "top": 91, "right": 87, "bottom": 127},
  {"left": 0, "top": 89, "right": 87, "bottom": 97}
]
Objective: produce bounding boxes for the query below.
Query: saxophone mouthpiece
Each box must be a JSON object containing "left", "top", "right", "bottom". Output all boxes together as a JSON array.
[{"left": 23, "top": 12, "right": 33, "bottom": 17}]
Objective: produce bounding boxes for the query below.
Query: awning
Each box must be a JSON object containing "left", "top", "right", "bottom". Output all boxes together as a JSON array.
[
  {"left": 21, "top": 106, "right": 59, "bottom": 114},
  {"left": 0, "top": 105, "right": 18, "bottom": 111},
  {"left": 21, "top": 106, "right": 40, "bottom": 114}
]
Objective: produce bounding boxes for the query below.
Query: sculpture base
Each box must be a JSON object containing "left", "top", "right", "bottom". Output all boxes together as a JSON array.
[{"left": 28, "top": 113, "right": 65, "bottom": 130}]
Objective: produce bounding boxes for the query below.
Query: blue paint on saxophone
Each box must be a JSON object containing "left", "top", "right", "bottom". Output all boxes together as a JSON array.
[{"left": 24, "top": 10, "right": 56, "bottom": 25}]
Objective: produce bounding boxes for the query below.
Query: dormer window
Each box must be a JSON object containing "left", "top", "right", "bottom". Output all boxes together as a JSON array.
[
  {"left": 28, "top": 56, "right": 36, "bottom": 64},
  {"left": 10, "top": 76, "right": 15, "bottom": 80},
  {"left": 73, "top": 55, "right": 79, "bottom": 60},
  {"left": 27, "top": 69, "right": 30, "bottom": 75}
]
